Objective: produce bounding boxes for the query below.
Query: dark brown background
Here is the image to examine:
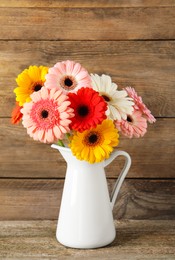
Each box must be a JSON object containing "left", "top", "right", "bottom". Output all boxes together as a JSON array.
[{"left": 0, "top": 0, "right": 174, "bottom": 220}]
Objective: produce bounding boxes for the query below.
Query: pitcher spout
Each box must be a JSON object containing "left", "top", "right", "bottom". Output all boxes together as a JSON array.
[{"left": 51, "top": 144, "right": 71, "bottom": 163}]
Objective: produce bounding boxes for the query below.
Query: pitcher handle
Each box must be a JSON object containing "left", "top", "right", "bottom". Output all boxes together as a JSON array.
[{"left": 104, "top": 150, "right": 131, "bottom": 210}]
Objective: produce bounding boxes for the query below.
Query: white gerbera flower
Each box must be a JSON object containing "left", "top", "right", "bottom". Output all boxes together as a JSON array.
[{"left": 91, "top": 74, "right": 134, "bottom": 120}]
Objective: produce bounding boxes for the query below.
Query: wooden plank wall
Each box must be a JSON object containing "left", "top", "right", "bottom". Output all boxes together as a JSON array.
[{"left": 0, "top": 0, "right": 174, "bottom": 220}]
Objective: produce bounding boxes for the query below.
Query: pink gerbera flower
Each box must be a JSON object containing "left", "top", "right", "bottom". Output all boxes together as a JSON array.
[
  {"left": 45, "top": 60, "right": 91, "bottom": 94},
  {"left": 125, "top": 87, "right": 156, "bottom": 123},
  {"left": 21, "top": 87, "right": 74, "bottom": 143},
  {"left": 115, "top": 110, "right": 147, "bottom": 138}
]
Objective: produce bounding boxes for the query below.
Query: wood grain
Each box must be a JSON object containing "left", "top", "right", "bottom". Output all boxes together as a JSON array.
[
  {"left": 1, "top": 0, "right": 175, "bottom": 8},
  {"left": 0, "top": 220, "right": 175, "bottom": 259},
  {"left": 0, "top": 1, "right": 174, "bottom": 223},
  {"left": 0, "top": 178, "right": 174, "bottom": 221},
  {"left": 0, "top": 118, "right": 174, "bottom": 179},
  {"left": 0, "top": 7, "right": 175, "bottom": 40},
  {"left": 1, "top": 40, "right": 175, "bottom": 117}
]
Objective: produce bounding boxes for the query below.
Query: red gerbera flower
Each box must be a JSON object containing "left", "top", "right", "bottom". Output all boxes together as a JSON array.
[
  {"left": 68, "top": 87, "right": 107, "bottom": 132},
  {"left": 11, "top": 102, "right": 23, "bottom": 124}
]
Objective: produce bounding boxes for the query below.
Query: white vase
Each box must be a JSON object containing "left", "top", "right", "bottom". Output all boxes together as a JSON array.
[{"left": 51, "top": 144, "right": 131, "bottom": 249}]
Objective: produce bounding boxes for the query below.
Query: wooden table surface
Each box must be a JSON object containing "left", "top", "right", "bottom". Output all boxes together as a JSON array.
[{"left": 0, "top": 220, "right": 174, "bottom": 260}]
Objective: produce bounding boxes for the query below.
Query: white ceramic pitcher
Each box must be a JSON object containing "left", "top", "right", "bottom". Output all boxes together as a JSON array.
[{"left": 51, "top": 144, "right": 131, "bottom": 249}]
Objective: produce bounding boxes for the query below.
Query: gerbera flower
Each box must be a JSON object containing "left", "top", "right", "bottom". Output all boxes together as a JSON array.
[
  {"left": 91, "top": 74, "right": 134, "bottom": 120},
  {"left": 45, "top": 60, "right": 91, "bottom": 94},
  {"left": 21, "top": 87, "right": 74, "bottom": 143},
  {"left": 68, "top": 87, "right": 107, "bottom": 132},
  {"left": 14, "top": 65, "right": 48, "bottom": 106},
  {"left": 125, "top": 87, "right": 156, "bottom": 123},
  {"left": 11, "top": 102, "right": 23, "bottom": 124},
  {"left": 70, "top": 120, "right": 119, "bottom": 163},
  {"left": 115, "top": 110, "right": 147, "bottom": 138}
]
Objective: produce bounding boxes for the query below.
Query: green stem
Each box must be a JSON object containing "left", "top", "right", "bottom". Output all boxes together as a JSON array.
[
  {"left": 66, "top": 133, "right": 71, "bottom": 139},
  {"left": 57, "top": 140, "right": 65, "bottom": 147},
  {"left": 66, "top": 133, "right": 71, "bottom": 144}
]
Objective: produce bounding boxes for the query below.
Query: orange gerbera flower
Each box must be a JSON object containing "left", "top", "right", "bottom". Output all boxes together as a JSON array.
[{"left": 11, "top": 102, "right": 23, "bottom": 124}]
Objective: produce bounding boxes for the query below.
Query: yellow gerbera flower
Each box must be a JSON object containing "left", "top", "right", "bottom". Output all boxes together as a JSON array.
[
  {"left": 14, "top": 65, "right": 48, "bottom": 106},
  {"left": 70, "top": 119, "right": 119, "bottom": 164}
]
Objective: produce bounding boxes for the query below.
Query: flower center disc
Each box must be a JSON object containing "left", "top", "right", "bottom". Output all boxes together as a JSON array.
[
  {"left": 88, "top": 134, "right": 98, "bottom": 144},
  {"left": 61, "top": 75, "right": 77, "bottom": 91},
  {"left": 84, "top": 131, "right": 102, "bottom": 147},
  {"left": 78, "top": 105, "right": 89, "bottom": 117},
  {"left": 127, "top": 115, "right": 132, "bottom": 123},
  {"left": 34, "top": 84, "right": 42, "bottom": 92},
  {"left": 41, "top": 110, "right": 49, "bottom": 118},
  {"left": 102, "top": 94, "right": 111, "bottom": 102},
  {"left": 64, "top": 78, "right": 73, "bottom": 87}
]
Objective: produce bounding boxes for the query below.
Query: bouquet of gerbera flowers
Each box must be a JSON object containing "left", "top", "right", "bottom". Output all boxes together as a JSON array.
[{"left": 11, "top": 60, "right": 156, "bottom": 164}]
